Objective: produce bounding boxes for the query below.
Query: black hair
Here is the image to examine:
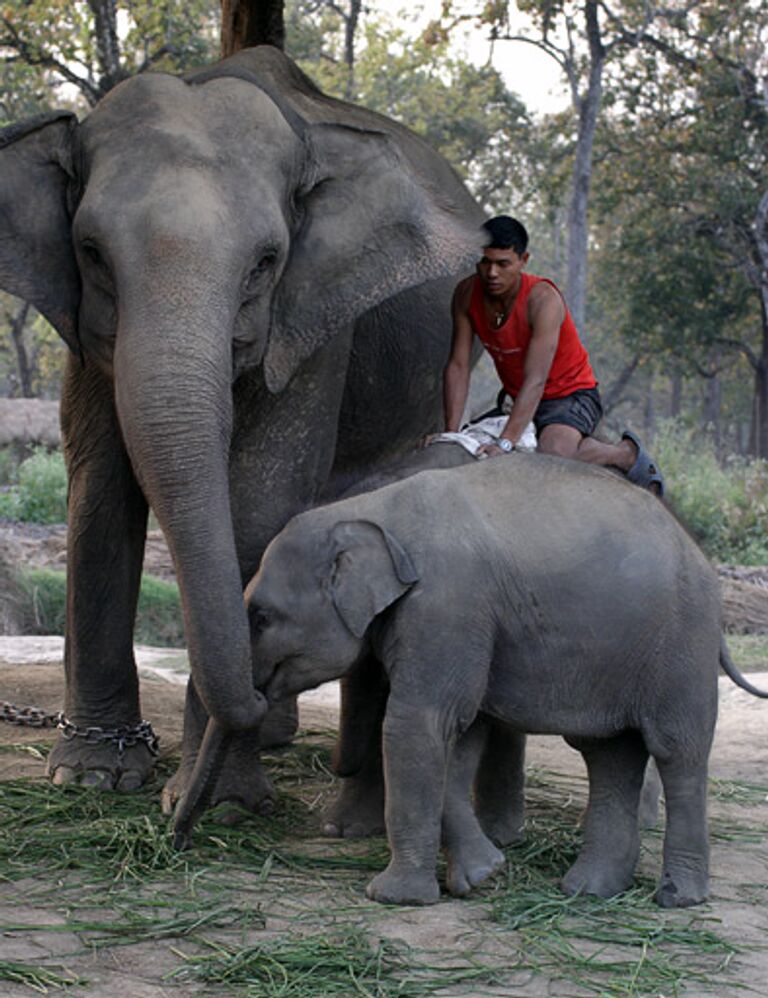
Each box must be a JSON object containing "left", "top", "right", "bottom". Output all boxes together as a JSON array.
[{"left": 482, "top": 216, "right": 528, "bottom": 255}]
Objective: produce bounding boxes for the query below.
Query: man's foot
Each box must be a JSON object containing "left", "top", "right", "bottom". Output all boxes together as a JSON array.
[{"left": 622, "top": 430, "right": 664, "bottom": 497}]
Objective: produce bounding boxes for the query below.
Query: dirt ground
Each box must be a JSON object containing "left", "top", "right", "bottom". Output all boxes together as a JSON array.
[{"left": 1, "top": 639, "right": 767, "bottom": 997}]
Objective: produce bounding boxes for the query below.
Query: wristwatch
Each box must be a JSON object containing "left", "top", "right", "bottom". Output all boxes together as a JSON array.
[{"left": 497, "top": 438, "right": 514, "bottom": 453}]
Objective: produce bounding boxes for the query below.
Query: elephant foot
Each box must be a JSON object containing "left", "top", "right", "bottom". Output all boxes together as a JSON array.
[
  {"left": 476, "top": 802, "right": 525, "bottom": 848},
  {"left": 445, "top": 833, "right": 505, "bottom": 897},
  {"left": 655, "top": 869, "right": 708, "bottom": 908},
  {"left": 366, "top": 863, "right": 440, "bottom": 906},
  {"left": 161, "top": 758, "right": 276, "bottom": 822},
  {"left": 561, "top": 854, "right": 636, "bottom": 900},
  {"left": 322, "top": 775, "right": 385, "bottom": 838},
  {"left": 46, "top": 732, "right": 156, "bottom": 793}
]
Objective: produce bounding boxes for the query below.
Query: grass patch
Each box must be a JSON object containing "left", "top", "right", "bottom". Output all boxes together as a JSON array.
[
  {"left": 0, "top": 447, "right": 67, "bottom": 524},
  {"left": 726, "top": 634, "right": 768, "bottom": 674},
  {"left": 171, "top": 929, "right": 501, "bottom": 996},
  {"left": 491, "top": 834, "right": 739, "bottom": 997},
  {"left": 654, "top": 422, "right": 768, "bottom": 564},
  {"left": 0, "top": 737, "right": 757, "bottom": 997},
  {"left": 16, "top": 567, "right": 184, "bottom": 647}
]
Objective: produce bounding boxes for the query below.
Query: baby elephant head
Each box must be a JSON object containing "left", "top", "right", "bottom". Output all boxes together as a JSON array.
[{"left": 245, "top": 517, "right": 419, "bottom": 701}]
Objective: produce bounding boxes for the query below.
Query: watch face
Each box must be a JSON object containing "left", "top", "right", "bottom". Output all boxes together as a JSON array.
[{"left": 498, "top": 438, "right": 512, "bottom": 452}]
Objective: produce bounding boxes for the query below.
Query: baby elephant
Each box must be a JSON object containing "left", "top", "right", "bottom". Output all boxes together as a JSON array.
[{"left": 243, "top": 454, "right": 762, "bottom": 906}]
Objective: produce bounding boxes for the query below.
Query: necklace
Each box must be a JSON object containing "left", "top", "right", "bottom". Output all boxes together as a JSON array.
[{"left": 494, "top": 310, "right": 507, "bottom": 328}]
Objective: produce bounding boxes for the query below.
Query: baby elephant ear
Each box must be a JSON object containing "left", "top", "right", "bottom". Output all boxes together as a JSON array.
[
  {"left": 0, "top": 112, "right": 81, "bottom": 354},
  {"left": 329, "top": 519, "right": 419, "bottom": 639}
]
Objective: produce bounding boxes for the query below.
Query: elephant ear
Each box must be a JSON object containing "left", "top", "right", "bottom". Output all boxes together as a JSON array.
[
  {"left": 265, "top": 121, "right": 482, "bottom": 392},
  {"left": 0, "top": 112, "right": 81, "bottom": 354},
  {"left": 328, "top": 519, "right": 419, "bottom": 639}
]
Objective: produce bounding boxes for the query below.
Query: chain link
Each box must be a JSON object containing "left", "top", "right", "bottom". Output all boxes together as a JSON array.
[
  {"left": 1, "top": 702, "right": 160, "bottom": 758},
  {"left": 1, "top": 701, "right": 59, "bottom": 728}
]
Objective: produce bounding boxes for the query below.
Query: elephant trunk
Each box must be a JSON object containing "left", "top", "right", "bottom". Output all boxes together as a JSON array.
[
  {"left": 173, "top": 718, "right": 231, "bottom": 849},
  {"left": 113, "top": 298, "right": 267, "bottom": 732}
]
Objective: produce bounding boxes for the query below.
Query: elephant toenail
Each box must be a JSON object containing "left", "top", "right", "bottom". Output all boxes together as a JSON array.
[
  {"left": 51, "top": 765, "right": 77, "bottom": 786},
  {"left": 80, "top": 770, "right": 114, "bottom": 789},
  {"left": 117, "top": 771, "right": 142, "bottom": 792}
]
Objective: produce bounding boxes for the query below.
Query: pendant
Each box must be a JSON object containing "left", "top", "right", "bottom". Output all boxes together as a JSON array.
[{"left": 494, "top": 312, "right": 506, "bottom": 328}]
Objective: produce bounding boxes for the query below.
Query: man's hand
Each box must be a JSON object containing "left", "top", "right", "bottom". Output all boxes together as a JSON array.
[{"left": 477, "top": 441, "right": 514, "bottom": 458}]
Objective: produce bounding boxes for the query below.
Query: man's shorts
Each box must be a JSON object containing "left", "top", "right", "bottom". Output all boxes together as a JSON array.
[{"left": 533, "top": 387, "right": 603, "bottom": 437}]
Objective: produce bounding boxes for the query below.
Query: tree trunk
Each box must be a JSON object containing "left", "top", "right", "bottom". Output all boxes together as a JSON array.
[
  {"left": 643, "top": 375, "right": 655, "bottom": 439},
  {"left": 748, "top": 307, "right": 768, "bottom": 458},
  {"left": 669, "top": 367, "right": 683, "bottom": 418},
  {"left": 343, "top": 0, "right": 362, "bottom": 100},
  {"left": 702, "top": 364, "right": 722, "bottom": 453},
  {"left": 565, "top": 0, "right": 605, "bottom": 340},
  {"left": 9, "top": 299, "right": 33, "bottom": 398},
  {"left": 221, "top": 0, "right": 285, "bottom": 57},
  {"left": 750, "top": 187, "right": 768, "bottom": 458}
]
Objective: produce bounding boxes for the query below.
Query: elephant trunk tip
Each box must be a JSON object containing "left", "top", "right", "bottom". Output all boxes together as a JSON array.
[{"left": 172, "top": 826, "right": 191, "bottom": 852}]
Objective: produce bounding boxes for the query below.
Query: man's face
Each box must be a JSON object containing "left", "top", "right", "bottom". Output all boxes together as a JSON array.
[{"left": 476, "top": 246, "right": 528, "bottom": 298}]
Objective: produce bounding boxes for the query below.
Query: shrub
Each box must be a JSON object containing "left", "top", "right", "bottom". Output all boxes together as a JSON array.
[
  {"left": 0, "top": 447, "right": 67, "bottom": 524},
  {"left": 653, "top": 421, "right": 768, "bottom": 565},
  {"left": 18, "top": 569, "right": 184, "bottom": 648}
]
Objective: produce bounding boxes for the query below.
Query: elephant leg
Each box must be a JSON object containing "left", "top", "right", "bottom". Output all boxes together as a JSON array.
[
  {"left": 654, "top": 756, "right": 709, "bottom": 907},
  {"left": 366, "top": 700, "right": 448, "bottom": 905},
  {"left": 443, "top": 718, "right": 505, "bottom": 897},
  {"left": 322, "top": 654, "right": 388, "bottom": 838},
  {"left": 562, "top": 731, "right": 648, "bottom": 899},
  {"left": 46, "top": 354, "right": 152, "bottom": 791},
  {"left": 474, "top": 722, "right": 526, "bottom": 847}
]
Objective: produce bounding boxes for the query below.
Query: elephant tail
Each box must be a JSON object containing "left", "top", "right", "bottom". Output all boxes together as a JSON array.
[
  {"left": 173, "top": 719, "right": 231, "bottom": 850},
  {"left": 720, "top": 636, "right": 768, "bottom": 698}
]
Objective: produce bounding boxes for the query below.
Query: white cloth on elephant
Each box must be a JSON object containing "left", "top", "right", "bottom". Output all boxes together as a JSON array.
[{"left": 428, "top": 414, "right": 537, "bottom": 457}]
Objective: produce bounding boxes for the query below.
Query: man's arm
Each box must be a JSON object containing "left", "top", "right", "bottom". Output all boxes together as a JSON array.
[
  {"left": 442, "top": 278, "right": 475, "bottom": 432},
  {"left": 498, "top": 283, "right": 564, "bottom": 446}
]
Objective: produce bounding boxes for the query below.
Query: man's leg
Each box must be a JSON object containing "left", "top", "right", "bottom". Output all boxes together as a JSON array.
[{"left": 537, "top": 423, "right": 635, "bottom": 470}]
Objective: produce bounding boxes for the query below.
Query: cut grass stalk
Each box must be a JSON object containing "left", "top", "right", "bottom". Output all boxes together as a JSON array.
[{"left": 0, "top": 960, "right": 83, "bottom": 993}]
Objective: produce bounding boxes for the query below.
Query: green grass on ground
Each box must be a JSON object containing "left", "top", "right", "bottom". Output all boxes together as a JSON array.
[{"left": 0, "top": 738, "right": 764, "bottom": 997}]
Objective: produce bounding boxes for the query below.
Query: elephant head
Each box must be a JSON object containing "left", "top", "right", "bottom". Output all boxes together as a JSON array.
[
  {"left": 247, "top": 516, "right": 419, "bottom": 699},
  {"left": 0, "top": 47, "right": 476, "bottom": 732}
]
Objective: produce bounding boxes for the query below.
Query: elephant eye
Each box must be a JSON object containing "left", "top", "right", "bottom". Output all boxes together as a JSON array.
[
  {"left": 250, "top": 607, "right": 271, "bottom": 632},
  {"left": 243, "top": 250, "right": 278, "bottom": 298},
  {"left": 81, "top": 239, "right": 104, "bottom": 267},
  {"left": 80, "top": 239, "right": 114, "bottom": 295}
]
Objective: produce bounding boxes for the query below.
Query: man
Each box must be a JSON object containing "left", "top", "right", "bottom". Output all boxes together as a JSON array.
[{"left": 443, "top": 215, "right": 663, "bottom": 493}]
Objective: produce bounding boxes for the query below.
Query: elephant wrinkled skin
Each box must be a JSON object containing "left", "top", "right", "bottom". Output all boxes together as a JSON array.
[
  {"left": 0, "top": 46, "right": 482, "bottom": 805},
  {"left": 235, "top": 455, "right": 764, "bottom": 907}
]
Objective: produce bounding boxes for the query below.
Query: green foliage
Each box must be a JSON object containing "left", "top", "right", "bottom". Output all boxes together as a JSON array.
[
  {"left": 17, "top": 568, "right": 184, "bottom": 647},
  {"left": 0, "top": 0, "right": 218, "bottom": 117},
  {"left": 286, "top": 3, "right": 537, "bottom": 209},
  {"left": 654, "top": 421, "right": 768, "bottom": 564},
  {"left": 0, "top": 447, "right": 67, "bottom": 523}
]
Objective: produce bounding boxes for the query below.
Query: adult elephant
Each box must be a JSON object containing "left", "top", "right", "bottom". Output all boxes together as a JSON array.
[{"left": 0, "top": 46, "right": 482, "bottom": 808}]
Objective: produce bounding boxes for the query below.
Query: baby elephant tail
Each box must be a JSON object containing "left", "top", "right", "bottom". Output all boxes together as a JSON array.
[
  {"left": 173, "top": 719, "right": 231, "bottom": 850},
  {"left": 720, "top": 636, "right": 768, "bottom": 698}
]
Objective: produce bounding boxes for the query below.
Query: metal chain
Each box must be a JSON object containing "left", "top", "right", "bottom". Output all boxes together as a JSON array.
[
  {"left": 1, "top": 701, "right": 160, "bottom": 758},
  {"left": 1, "top": 701, "right": 59, "bottom": 728}
]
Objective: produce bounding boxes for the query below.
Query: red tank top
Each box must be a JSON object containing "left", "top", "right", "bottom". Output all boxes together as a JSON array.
[{"left": 468, "top": 273, "right": 596, "bottom": 399}]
